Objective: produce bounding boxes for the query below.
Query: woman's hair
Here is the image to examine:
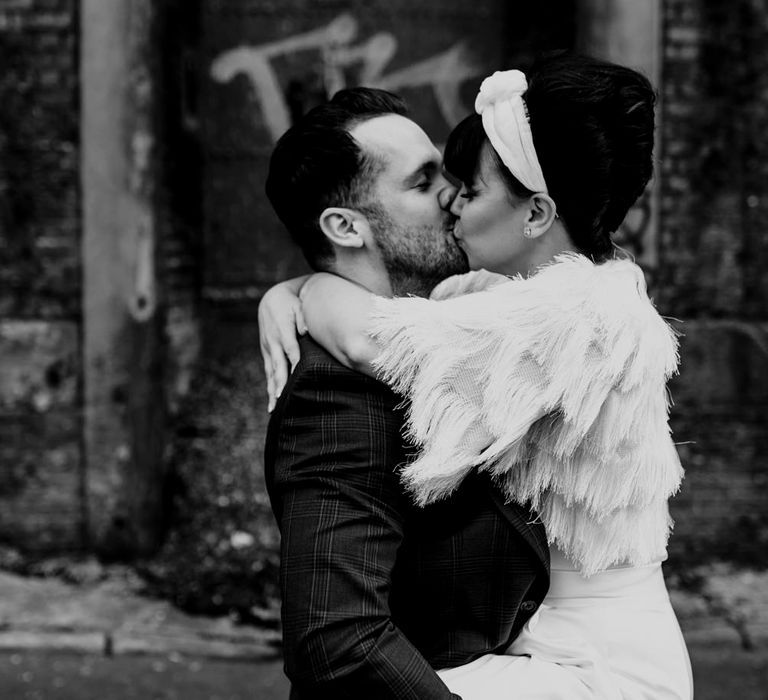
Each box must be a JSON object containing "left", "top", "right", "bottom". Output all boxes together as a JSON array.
[{"left": 444, "top": 53, "right": 656, "bottom": 260}]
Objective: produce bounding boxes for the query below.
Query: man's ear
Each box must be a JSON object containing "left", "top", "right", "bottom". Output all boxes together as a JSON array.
[
  {"left": 524, "top": 193, "right": 558, "bottom": 239},
  {"left": 319, "top": 207, "right": 369, "bottom": 249}
]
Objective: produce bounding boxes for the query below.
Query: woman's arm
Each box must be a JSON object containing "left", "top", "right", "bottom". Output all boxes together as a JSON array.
[
  {"left": 258, "top": 273, "right": 382, "bottom": 410},
  {"left": 258, "top": 275, "right": 310, "bottom": 411},
  {"left": 299, "top": 273, "right": 380, "bottom": 376}
]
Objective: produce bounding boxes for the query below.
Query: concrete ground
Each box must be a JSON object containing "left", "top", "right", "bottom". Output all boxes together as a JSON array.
[
  {"left": 0, "top": 648, "right": 762, "bottom": 700},
  {"left": 0, "top": 653, "right": 289, "bottom": 700},
  {"left": 0, "top": 566, "right": 766, "bottom": 699}
]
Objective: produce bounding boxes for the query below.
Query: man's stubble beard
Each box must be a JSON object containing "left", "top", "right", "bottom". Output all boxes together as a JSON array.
[{"left": 362, "top": 203, "right": 469, "bottom": 297}]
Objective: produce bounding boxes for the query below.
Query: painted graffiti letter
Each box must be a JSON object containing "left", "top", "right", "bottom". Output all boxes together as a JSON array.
[{"left": 210, "top": 13, "right": 481, "bottom": 142}]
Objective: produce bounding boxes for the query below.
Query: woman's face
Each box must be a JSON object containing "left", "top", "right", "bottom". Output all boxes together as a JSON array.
[{"left": 449, "top": 144, "right": 531, "bottom": 276}]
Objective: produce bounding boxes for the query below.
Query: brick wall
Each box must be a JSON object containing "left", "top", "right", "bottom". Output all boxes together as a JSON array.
[
  {"left": 660, "top": 0, "right": 768, "bottom": 567},
  {"left": 0, "top": 0, "right": 765, "bottom": 569},
  {"left": 0, "top": 0, "right": 84, "bottom": 552}
]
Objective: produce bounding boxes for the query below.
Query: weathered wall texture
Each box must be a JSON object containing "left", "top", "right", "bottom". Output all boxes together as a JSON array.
[
  {"left": 660, "top": 0, "right": 768, "bottom": 567},
  {"left": 0, "top": 0, "right": 765, "bottom": 572},
  {"left": 0, "top": 0, "right": 84, "bottom": 551},
  {"left": 184, "top": 0, "right": 767, "bottom": 574}
]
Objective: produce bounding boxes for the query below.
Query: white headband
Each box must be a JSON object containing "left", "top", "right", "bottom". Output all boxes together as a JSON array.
[{"left": 474, "top": 70, "right": 548, "bottom": 193}]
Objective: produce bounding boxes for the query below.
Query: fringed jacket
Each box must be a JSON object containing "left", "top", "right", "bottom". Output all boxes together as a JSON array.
[{"left": 370, "top": 253, "right": 684, "bottom": 577}]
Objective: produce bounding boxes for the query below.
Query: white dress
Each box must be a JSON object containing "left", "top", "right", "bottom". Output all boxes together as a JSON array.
[
  {"left": 438, "top": 547, "right": 693, "bottom": 699},
  {"left": 368, "top": 254, "right": 693, "bottom": 699}
]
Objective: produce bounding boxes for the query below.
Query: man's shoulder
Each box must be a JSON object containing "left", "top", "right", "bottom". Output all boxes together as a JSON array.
[
  {"left": 292, "top": 335, "right": 387, "bottom": 390},
  {"left": 273, "top": 335, "right": 398, "bottom": 414},
  {"left": 295, "top": 335, "right": 342, "bottom": 370},
  {"left": 264, "top": 335, "right": 408, "bottom": 484}
]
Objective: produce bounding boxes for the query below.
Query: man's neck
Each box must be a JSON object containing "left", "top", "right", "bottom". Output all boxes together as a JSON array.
[{"left": 327, "top": 257, "right": 394, "bottom": 297}]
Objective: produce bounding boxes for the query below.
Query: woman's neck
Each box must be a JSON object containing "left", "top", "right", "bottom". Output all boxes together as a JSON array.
[
  {"left": 496, "top": 221, "right": 579, "bottom": 278},
  {"left": 527, "top": 221, "right": 581, "bottom": 275}
]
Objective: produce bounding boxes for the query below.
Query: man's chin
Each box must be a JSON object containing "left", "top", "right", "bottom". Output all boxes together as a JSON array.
[
  {"left": 451, "top": 246, "right": 470, "bottom": 275},
  {"left": 375, "top": 223, "right": 469, "bottom": 295},
  {"left": 388, "top": 259, "right": 468, "bottom": 297},
  {"left": 443, "top": 230, "right": 469, "bottom": 275},
  {"left": 439, "top": 244, "right": 470, "bottom": 278}
]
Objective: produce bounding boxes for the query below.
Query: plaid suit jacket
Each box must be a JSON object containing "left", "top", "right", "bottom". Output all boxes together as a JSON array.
[{"left": 265, "top": 337, "right": 550, "bottom": 700}]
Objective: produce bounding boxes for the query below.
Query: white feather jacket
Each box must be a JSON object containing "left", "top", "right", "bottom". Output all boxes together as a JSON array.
[{"left": 369, "top": 253, "right": 684, "bottom": 576}]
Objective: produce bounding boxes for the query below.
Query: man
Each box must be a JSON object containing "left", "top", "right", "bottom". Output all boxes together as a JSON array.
[{"left": 262, "top": 88, "right": 549, "bottom": 699}]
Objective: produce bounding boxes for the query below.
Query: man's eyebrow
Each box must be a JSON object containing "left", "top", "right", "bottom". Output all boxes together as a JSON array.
[{"left": 403, "top": 159, "right": 439, "bottom": 186}]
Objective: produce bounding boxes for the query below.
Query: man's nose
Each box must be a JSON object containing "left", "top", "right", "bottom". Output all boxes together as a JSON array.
[
  {"left": 437, "top": 176, "right": 458, "bottom": 211},
  {"left": 448, "top": 187, "right": 465, "bottom": 217}
]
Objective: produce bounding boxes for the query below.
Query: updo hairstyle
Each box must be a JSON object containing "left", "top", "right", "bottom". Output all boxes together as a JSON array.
[{"left": 444, "top": 53, "right": 656, "bottom": 260}]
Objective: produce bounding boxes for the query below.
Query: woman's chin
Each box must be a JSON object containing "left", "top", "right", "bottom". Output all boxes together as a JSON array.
[
  {"left": 466, "top": 255, "right": 489, "bottom": 272},
  {"left": 461, "top": 251, "right": 478, "bottom": 270}
]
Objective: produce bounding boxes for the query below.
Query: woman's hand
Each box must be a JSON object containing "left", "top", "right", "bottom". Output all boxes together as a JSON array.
[{"left": 258, "top": 276, "right": 310, "bottom": 411}]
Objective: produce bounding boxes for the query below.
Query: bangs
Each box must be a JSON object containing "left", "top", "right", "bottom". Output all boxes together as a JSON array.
[{"left": 444, "top": 114, "right": 486, "bottom": 185}]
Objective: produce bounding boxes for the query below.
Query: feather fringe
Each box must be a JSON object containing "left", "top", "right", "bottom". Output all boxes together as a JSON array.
[{"left": 370, "top": 254, "right": 684, "bottom": 576}]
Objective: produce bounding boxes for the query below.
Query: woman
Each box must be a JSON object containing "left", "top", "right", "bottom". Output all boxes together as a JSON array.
[{"left": 259, "top": 54, "right": 693, "bottom": 699}]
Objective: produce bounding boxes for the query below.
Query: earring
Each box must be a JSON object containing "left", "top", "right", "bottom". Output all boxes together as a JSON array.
[{"left": 523, "top": 226, "right": 533, "bottom": 238}]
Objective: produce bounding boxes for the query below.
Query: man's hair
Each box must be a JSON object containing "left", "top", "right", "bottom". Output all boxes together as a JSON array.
[{"left": 265, "top": 88, "right": 409, "bottom": 270}]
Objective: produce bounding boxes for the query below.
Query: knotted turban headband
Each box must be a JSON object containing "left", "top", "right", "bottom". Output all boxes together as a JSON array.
[{"left": 475, "top": 70, "right": 548, "bottom": 194}]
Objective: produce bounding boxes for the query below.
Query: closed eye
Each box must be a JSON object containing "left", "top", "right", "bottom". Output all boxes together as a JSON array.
[{"left": 405, "top": 159, "right": 440, "bottom": 191}]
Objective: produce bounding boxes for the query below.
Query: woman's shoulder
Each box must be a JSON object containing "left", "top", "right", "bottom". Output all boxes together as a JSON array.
[
  {"left": 532, "top": 254, "right": 669, "bottom": 327},
  {"left": 533, "top": 252, "right": 645, "bottom": 289},
  {"left": 429, "top": 269, "right": 512, "bottom": 300},
  {"left": 428, "top": 254, "right": 649, "bottom": 303}
]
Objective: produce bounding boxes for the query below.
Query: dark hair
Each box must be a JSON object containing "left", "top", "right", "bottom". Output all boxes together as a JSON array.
[
  {"left": 265, "top": 88, "right": 408, "bottom": 269},
  {"left": 444, "top": 53, "right": 656, "bottom": 260}
]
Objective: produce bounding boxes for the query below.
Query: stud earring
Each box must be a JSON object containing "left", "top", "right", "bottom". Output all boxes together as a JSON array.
[{"left": 523, "top": 226, "right": 533, "bottom": 238}]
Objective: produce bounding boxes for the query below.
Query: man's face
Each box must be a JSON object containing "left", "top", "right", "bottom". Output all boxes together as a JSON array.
[{"left": 350, "top": 115, "right": 468, "bottom": 296}]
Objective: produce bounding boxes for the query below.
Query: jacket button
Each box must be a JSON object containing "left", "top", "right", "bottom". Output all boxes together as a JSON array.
[{"left": 521, "top": 600, "right": 537, "bottom": 613}]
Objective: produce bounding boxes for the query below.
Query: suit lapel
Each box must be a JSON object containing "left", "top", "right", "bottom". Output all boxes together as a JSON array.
[{"left": 489, "top": 488, "right": 550, "bottom": 573}]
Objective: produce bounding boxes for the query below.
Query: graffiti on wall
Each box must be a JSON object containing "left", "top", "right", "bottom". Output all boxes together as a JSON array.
[
  {"left": 210, "top": 13, "right": 481, "bottom": 143},
  {"left": 209, "top": 13, "right": 656, "bottom": 265}
]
